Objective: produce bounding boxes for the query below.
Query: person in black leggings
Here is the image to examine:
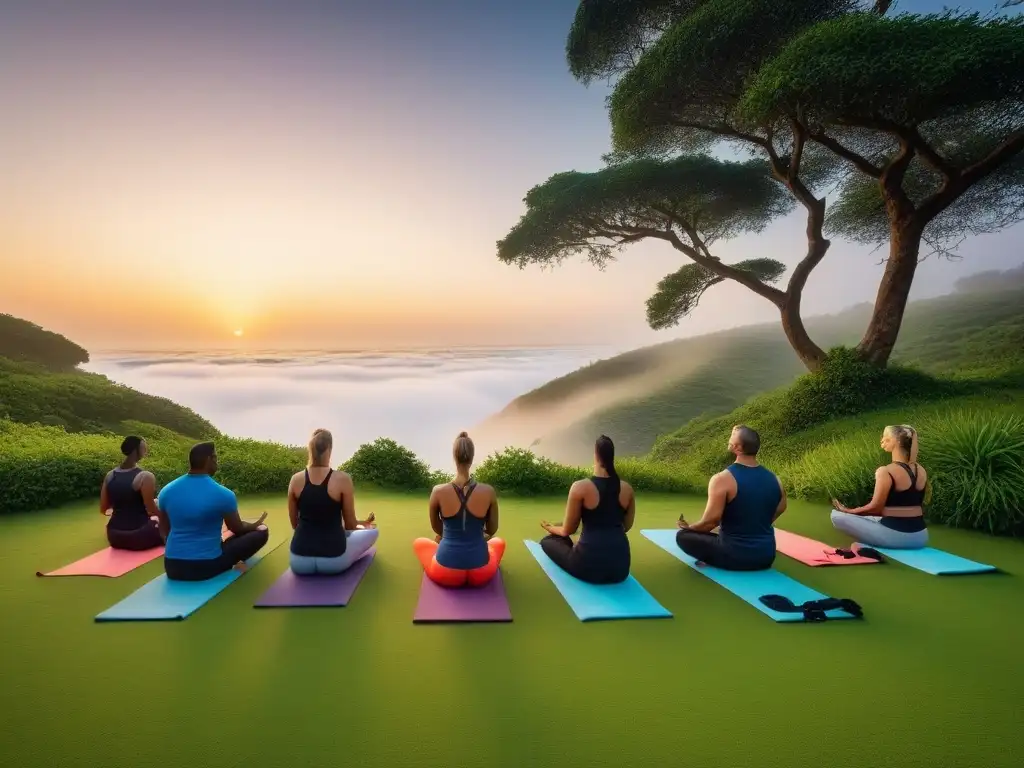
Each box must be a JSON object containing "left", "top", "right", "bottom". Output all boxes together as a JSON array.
[
  {"left": 157, "top": 442, "right": 270, "bottom": 581},
  {"left": 539, "top": 435, "right": 635, "bottom": 584},
  {"left": 99, "top": 436, "right": 164, "bottom": 550},
  {"left": 676, "top": 425, "right": 787, "bottom": 571}
]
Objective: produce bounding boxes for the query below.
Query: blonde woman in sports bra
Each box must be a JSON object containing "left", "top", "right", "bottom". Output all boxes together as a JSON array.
[{"left": 830, "top": 425, "right": 929, "bottom": 549}]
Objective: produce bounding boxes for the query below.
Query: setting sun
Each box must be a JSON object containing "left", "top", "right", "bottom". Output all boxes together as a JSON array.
[{"left": 233, "top": 329, "right": 244, "bottom": 337}]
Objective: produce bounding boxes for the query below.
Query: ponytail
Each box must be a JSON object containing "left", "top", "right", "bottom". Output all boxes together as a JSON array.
[{"left": 595, "top": 435, "right": 620, "bottom": 498}]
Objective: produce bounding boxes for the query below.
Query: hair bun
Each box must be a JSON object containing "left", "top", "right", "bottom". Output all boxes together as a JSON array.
[{"left": 457, "top": 431, "right": 469, "bottom": 439}]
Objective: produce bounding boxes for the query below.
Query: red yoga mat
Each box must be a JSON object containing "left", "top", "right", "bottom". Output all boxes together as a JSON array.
[{"left": 775, "top": 529, "right": 880, "bottom": 566}]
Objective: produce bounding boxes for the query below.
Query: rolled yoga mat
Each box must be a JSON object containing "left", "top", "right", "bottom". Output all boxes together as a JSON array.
[
  {"left": 641, "top": 529, "right": 859, "bottom": 622},
  {"left": 95, "top": 539, "right": 282, "bottom": 622},
  {"left": 254, "top": 549, "right": 376, "bottom": 607},
  {"left": 38, "top": 545, "right": 164, "bottom": 578},
  {"left": 854, "top": 543, "right": 996, "bottom": 575},
  {"left": 413, "top": 569, "right": 512, "bottom": 623},
  {"left": 523, "top": 540, "right": 672, "bottom": 622},
  {"left": 775, "top": 529, "right": 880, "bottom": 567}
]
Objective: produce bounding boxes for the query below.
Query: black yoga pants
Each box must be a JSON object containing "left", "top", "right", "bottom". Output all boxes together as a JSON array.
[
  {"left": 165, "top": 528, "right": 270, "bottom": 581},
  {"left": 540, "top": 534, "right": 629, "bottom": 585},
  {"left": 675, "top": 529, "right": 774, "bottom": 571},
  {"left": 107, "top": 521, "right": 163, "bottom": 551}
]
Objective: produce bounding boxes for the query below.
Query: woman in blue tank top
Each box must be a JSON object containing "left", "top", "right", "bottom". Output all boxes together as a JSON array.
[
  {"left": 413, "top": 432, "right": 505, "bottom": 587},
  {"left": 830, "top": 424, "right": 929, "bottom": 549},
  {"left": 99, "top": 436, "right": 163, "bottom": 551},
  {"left": 539, "top": 435, "right": 635, "bottom": 584}
]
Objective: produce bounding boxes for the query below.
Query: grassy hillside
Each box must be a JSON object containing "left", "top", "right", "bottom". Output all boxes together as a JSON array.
[
  {"left": 0, "top": 313, "right": 89, "bottom": 371},
  {"left": 484, "top": 285, "right": 1024, "bottom": 463}
]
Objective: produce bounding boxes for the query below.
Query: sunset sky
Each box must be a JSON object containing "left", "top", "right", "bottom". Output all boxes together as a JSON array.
[{"left": 1, "top": 0, "right": 1020, "bottom": 351}]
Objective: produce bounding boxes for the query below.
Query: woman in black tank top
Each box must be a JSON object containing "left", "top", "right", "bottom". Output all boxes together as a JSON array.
[
  {"left": 831, "top": 425, "right": 930, "bottom": 549},
  {"left": 287, "top": 429, "right": 378, "bottom": 575},
  {"left": 539, "top": 436, "right": 635, "bottom": 584},
  {"left": 99, "top": 436, "right": 163, "bottom": 551}
]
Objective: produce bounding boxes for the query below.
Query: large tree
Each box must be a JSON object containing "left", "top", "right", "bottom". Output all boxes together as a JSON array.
[
  {"left": 542, "top": 0, "right": 1024, "bottom": 368},
  {"left": 497, "top": 155, "right": 799, "bottom": 337}
]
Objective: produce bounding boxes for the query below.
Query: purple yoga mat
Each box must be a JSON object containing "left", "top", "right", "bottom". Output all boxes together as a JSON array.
[
  {"left": 253, "top": 549, "right": 375, "bottom": 608},
  {"left": 413, "top": 569, "right": 512, "bottom": 623}
]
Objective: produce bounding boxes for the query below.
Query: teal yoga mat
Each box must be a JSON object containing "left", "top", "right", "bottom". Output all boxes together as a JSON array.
[
  {"left": 96, "top": 540, "right": 282, "bottom": 622},
  {"left": 641, "top": 529, "right": 859, "bottom": 622},
  {"left": 523, "top": 540, "right": 672, "bottom": 622},
  {"left": 856, "top": 544, "right": 996, "bottom": 575}
]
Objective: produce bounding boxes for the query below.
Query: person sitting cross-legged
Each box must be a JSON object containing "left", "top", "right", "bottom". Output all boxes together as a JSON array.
[
  {"left": 413, "top": 431, "right": 505, "bottom": 588},
  {"left": 157, "top": 441, "right": 270, "bottom": 581},
  {"left": 676, "top": 425, "right": 786, "bottom": 571},
  {"left": 287, "top": 428, "right": 378, "bottom": 575}
]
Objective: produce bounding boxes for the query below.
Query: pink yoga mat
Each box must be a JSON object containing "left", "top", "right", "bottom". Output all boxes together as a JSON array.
[
  {"left": 38, "top": 526, "right": 234, "bottom": 578},
  {"left": 37, "top": 546, "right": 164, "bottom": 578},
  {"left": 775, "top": 529, "right": 880, "bottom": 566}
]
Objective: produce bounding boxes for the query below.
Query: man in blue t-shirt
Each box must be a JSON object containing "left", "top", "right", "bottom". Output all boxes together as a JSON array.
[{"left": 156, "top": 441, "right": 270, "bottom": 581}]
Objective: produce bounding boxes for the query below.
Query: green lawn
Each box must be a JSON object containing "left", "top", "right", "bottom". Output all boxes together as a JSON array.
[{"left": 3, "top": 492, "right": 1024, "bottom": 768}]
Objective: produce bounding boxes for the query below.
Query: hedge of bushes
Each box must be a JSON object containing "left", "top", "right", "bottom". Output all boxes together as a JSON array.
[{"left": 0, "top": 421, "right": 698, "bottom": 514}]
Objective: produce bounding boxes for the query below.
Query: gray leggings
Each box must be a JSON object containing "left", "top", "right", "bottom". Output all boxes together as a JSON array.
[
  {"left": 830, "top": 510, "right": 928, "bottom": 549},
  {"left": 290, "top": 528, "right": 378, "bottom": 575}
]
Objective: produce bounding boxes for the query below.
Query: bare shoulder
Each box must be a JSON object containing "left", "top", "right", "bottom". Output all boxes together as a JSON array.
[
  {"left": 137, "top": 469, "right": 156, "bottom": 484},
  {"left": 620, "top": 480, "right": 634, "bottom": 496},
  {"left": 474, "top": 481, "right": 495, "bottom": 497},
  {"left": 570, "top": 478, "right": 591, "bottom": 494},
  {"left": 333, "top": 469, "right": 353, "bottom": 486}
]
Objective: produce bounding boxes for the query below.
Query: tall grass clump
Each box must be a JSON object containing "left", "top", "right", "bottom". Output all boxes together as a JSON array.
[
  {"left": 783, "top": 435, "right": 884, "bottom": 505},
  {"left": 924, "top": 412, "right": 1024, "bottom": 536}
]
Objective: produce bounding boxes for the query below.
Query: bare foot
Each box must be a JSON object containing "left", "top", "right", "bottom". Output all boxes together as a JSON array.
[{"left": 233, "top": 561, "right": 249, "bottom": 574}]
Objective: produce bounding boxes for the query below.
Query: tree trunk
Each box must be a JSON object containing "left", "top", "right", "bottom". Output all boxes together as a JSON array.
[
  {"left": 780, "top": 289, "right": 827, "bottom": 372},
  {"left": 855, "top": 218, "right": 923, "bottom": 367}
]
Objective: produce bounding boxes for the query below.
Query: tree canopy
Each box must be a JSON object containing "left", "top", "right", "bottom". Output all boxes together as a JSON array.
[
  {"left": 0, "top": 314, "right": 89, "bottom": 372},
  {"left": 498, "top": 155, "right": 790, "bottom": 269},
  {"left": 498, "top": 156, "right": 790, "bottom": 328},
  {"left": 738, "top": 12, "right": 1024, "bottom": 129}
]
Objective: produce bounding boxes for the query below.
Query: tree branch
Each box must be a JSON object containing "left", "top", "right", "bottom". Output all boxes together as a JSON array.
[
  {"left": 809, "top": 130, "right": 883, "bottom": 178},
  {"left": 668, "top": 118, "right": 770, "bottom": 150},
  {"left": 899, "top": 125, "right": 955, "bottom": 180},
  {"left": 918, "top": 127, "right": 1024, "bottom": 223},
  {"left": 652, "top": 220, "right": 786, "bottom": 306},
  {"left": 788, "top": 119, "right": 805, "bottom": 183}
]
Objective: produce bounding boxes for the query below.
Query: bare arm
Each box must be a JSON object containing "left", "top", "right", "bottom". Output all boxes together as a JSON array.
[
  {"left": 99, "top": 471, "right": 112, "bottom": 515},
  {"left": 287, "top": 474, "right": 301, "bottom": 530},
  {"left": 428, "top": 488, "right": 444, "bottom": 537},
  {"left": 138, "top": 472, "right": 161, "bottom": 520},
  {"left": 833, "top": 468, "right": 890, "bottom": 515},
  {"left": 339, "top": 474, "right": 369, "bottom": 530},
  {"left": 682, "top": 473, "right": 729, "bottom": 533},
  {"left": 771, "top": 479, "right": 788, "bottom": 522},
  {"left": 222, "top": 489, "right": 265, "bottom": 535},
  {"left": 484, "top": 490, "right": 500, "bottom": 536},
  {"left": 543, "top": 481, "right": 585, "bottom": 537},
  {"left": 622, "top": 484, "right": 636, "bottom": 532}
]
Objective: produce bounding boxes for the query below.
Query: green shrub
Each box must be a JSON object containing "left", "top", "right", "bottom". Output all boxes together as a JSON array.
[
  {"left": 475, "top": 447, "right": 581, "bottom": 495},
  {"left": 342, "top": 437, "right": 434, "bottom": 490},
  {"left": 774, "top": 347, "right": 954, "bottom": 436},
  {"left": 924, "top": 412, "right": 1024, "bottom": 536},
  {"left": 0, "top": 420, "right": 304, "bottom": 514},
  {"left": 475, "top": 447, "right": 698, "bottom": 496}
]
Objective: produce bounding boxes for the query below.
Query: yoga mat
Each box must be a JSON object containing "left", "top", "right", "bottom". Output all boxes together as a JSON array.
[
  {"left": 39, "top": 525, "right": 234, "bottom": 578},
  {"left": 523, "top": 540, "right": 672, "bottom": 622},
  {"left": 413, "top": 569, "right": 512, "bottom": 623},
  {"left": 775, "top": 529, "right": 879, "bottom": 567},
  {"left": 855, "top": 544, "right": 996, "bottom": 575},
  {"left": 641, "top": 529, "right": 858, "bottom": 622},
  {"left": 37, "top": 545, "right": 163, "bottom": 578},
  {"left": 254, "top": 548, "right": 376, "bottom": 608},
  {"left": 95, "top": 540, "right": 282, "bottom": 622}
]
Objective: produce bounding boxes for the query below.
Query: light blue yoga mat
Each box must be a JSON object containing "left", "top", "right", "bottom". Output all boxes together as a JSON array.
[
  {"left": 856, "top": 544, "right": 996, "bottom": 575},
  {"left": 96, "top": 540, "right": 282, "bottom": 622},
  {"left": 641, "top": 530, "right": 858, "bottom": 622},
  {"left": 523, "top": 540, "right": 671, "bottom": 622}
]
